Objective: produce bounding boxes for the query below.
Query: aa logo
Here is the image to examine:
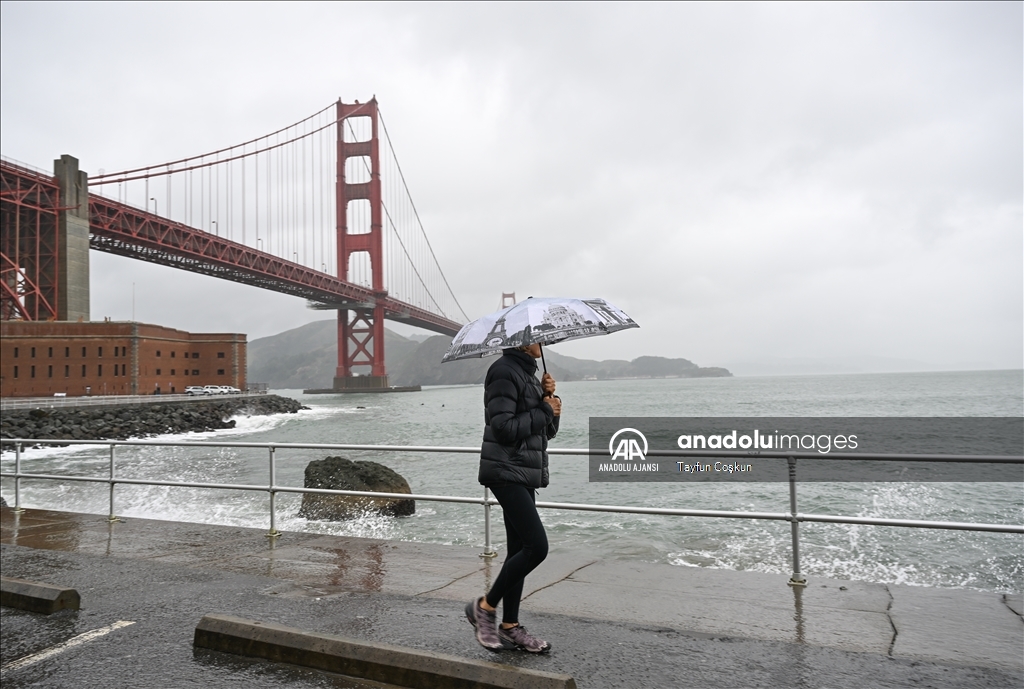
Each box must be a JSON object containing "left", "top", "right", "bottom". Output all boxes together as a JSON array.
[{"left": 608, "top": 428, "right": 648, "bottom": 461}]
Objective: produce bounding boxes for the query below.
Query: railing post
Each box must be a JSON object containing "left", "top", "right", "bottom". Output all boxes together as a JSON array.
[
  {"left": 481, "top": 486, "right": 497, "bottom": 558},
  {"left": 13, "top": 442, "right": 24, "bottom": 513},
  {"left": 787, "top": 456, "right": 807, "bottom": 587},
  {"left": 266, "top": 446, "right": 280, "bottom": 539},
  {"left": 108, "top": 444, "right": 118, "bottom": 522}
]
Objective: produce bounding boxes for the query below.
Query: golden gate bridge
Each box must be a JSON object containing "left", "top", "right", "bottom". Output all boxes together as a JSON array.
[{"left": 1, "top": 98, "right": 468, "bottom": 391}]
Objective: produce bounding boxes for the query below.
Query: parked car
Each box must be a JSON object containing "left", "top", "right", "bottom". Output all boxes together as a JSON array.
[
  {"left": 185, "top": 386, "right": 208, "bottom": 396},
  {"left": 222, "top": 386, "right": 242, "bottom": 394},
  {"left": 203, "top": 385, "right": 226, "bottom": 395}
]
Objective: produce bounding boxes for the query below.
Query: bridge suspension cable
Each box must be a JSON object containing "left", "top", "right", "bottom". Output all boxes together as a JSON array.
[
  {"left": 84, "top": 100, "right": 464, "bottom": 327},
  {"left": 342, "top": 112, "right": 468, "bottom": 323}
]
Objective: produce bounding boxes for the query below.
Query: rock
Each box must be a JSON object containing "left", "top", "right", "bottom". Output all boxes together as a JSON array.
[
  {"left": 298, "top": 456, "right": 415, "bottom": 520},
  {"left": 1, "top": 395, "right": 309, "bottom": 442}
]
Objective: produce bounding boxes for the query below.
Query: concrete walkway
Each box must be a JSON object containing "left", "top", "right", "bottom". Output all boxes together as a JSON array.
[{"left": 1, "top": 507, "right": 1021, "bottom": 688}]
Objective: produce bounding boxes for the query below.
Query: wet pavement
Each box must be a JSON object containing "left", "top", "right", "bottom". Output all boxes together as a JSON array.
[{"left": 1, "top": 507, "right": 1021, "bottom": 688}]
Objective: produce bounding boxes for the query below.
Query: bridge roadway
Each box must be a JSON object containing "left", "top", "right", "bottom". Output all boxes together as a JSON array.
[
  {"left": 88, "top": 195, "right": 463, "bottom": 336},
  {"left": 0, "top": 158, "right": 462, "bottom": 336},
  {"left": 1, "top": 507, "right": 1020, "bottom": 688}
]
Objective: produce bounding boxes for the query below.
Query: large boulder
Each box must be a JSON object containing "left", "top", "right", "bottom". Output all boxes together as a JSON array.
[{"left": 298, "top": 456, "right": 415, "bottom": 520}]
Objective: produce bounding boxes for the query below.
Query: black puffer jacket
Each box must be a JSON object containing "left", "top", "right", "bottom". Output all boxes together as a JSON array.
[{"left": 478, "top": 349, "right": 559, "bottom": 488}]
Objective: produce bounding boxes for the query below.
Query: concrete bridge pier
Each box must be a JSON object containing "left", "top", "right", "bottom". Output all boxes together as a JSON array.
[
  {"left": 54, "top": 154, "right": 90, "bottom": 322},
  {"left": 332, "top": 374, "right": 391, "bottom": 390}
]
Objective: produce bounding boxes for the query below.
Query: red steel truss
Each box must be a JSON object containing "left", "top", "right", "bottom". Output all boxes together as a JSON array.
[
  {"left": 0, "top": 161, "right": 60, "bottom": 321},
  {"left": 3, "top": 99, "right": 464, "bottom": 391},
  {"left": 87, "top": 194, "right": 461, "bottom": 336}
]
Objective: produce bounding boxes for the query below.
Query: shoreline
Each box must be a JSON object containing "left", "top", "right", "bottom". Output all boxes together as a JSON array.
[{"left": 0, "top": 394, "right": 307, "bottom": 443}]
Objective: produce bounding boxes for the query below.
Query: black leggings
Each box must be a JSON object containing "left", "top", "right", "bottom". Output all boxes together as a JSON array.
[{"left": 484, "top": 484, "right": 549, "bottom": 623}]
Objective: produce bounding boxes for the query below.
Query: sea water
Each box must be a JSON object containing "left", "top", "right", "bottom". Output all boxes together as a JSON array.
[{"left": 3, "top": 369, "right": 1022, "bottom": 593}]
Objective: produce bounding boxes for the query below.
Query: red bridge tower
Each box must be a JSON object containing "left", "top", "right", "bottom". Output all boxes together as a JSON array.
[{"left": 334, "top": 99, "right": 388, "bottom": 390}]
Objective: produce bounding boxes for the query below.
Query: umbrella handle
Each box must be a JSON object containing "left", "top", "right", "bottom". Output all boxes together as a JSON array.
[{"left": 539, "top": 343, "right": 554, "bottom": 397}]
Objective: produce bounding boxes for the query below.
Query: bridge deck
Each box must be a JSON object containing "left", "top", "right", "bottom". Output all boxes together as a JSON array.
[
  {"left": 1, "top": 159, "right": 463, "bottom": 337},
  {"left": 89, "top": 195, "right": 461, "bottom": 336}
]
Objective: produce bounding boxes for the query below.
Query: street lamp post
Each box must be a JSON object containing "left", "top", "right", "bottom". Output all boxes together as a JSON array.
[{"left": 150, "top": 197, "right": 157, "bottom": 216}]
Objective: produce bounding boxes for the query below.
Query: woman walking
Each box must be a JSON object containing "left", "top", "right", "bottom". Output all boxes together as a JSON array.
[{"left": 465, "top": 342, "right": 560, "bottom": 653}]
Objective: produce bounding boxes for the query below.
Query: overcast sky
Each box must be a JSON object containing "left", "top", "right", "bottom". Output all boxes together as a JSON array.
[{"left": 2, "top": 2, "right": 1021, "bottom": 372}]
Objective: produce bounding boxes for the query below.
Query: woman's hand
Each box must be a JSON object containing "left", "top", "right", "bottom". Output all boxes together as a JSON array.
[
  {"left": 541, "top": 372, "right": 556, "bottom": 397},
  {"left": 544, "top": 395, "right": 561, "bottom": 417}
]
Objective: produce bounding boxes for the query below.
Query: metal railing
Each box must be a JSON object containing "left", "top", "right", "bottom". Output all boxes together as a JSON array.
[
  {"left": 1, "top": 438, "right": 1021, "bottom": 587},
  {"left": 0, "top": 391, "right": 267, "bottom": 411}
]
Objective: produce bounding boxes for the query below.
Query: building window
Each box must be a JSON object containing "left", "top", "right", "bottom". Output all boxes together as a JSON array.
[
  {"left": 48, "top": 365, "right": 53, "bottom": 378},
  {"left": 82, "top": 346, "right": 86, "bottom": 357},
  {"left": 156, "top": 369, "right": 161, "bottom": 375},
  {"left": 192, "top": 352, "right": 199, "bottom": 359},
  {"left": 65, "top": 347, "right": 70, "bottom": 357},
  {"left": 217, "top": 369, "right": 225, "bottom": 375},
  {"left": 65, "top": 365, "right": 69, "bottom": 378},
  {"left": 48, "top": 347, "right": 53, "bottom": 357},
  {"left": 13, "top": 347, "right": 18, "bottom": 358},
  {"left": 170, "top": 369, "right": 175, "bottom": 375},
  {"left": 184, "top": 370, "right": 189, "bottom": 376},
  {"left": 98, "top": 364, "right": 103, "bottom": 376},
  {"left": 31, "top": 347, "right": 36, "bottom": 358},
  {"left": 122, "top": 364, "right": 127, "bottom": 375},
  {"left": 114, "top": 365, "right": 118, "bottom": 377},
  {"left": 171, "top": 351, "right": 175, "bottom": 358},
  {"left": 13, "top": 366, "right": 18, "bottom": 378},
  {"left": 99, "top": 347, "right": 103, "bottom": 357},
  {"left": 31, "top": 365, "right": 35, "bottom": 378},
  {"left": 156, "top": 350, "right": 161, "bottom": 357},
  {"left": 192, "top": 369, "right": 199, "bottom": 376},
  {"left": 218, "top": 352, "right": 225, "bottom": 358},
  {"left": 82, "top": 364, "right": 86, "bottom": 376}
]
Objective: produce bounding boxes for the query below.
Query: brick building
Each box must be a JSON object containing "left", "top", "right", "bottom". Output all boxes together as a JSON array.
[{"left": 0, "top": 321, "right": 246, "bottom": 397}]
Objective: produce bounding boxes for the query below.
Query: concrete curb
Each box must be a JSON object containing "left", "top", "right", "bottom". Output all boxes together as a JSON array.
[
  {"left": 194, "top": 613, "right": 576, "bottom": 689},
  {"left": 1, "top": 576, "right": 80, "bottom": 614}
]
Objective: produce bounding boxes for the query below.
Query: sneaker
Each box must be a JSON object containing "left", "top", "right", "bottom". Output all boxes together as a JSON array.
[
  {"left": 464, "top": 598, "right": 503, "bottom": 652},
  {"left": 498, "top": 624, "right": 551, "bottom": 653}
]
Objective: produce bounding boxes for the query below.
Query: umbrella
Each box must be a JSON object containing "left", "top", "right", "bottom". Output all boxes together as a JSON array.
[{"left": 441, "top": 297, "right": 639, "bottom": 369}]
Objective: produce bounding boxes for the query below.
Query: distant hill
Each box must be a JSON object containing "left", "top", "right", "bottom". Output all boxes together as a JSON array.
[
  {"left": 247, "top": 320, "right": 419, "bottom": 390},
  {"left": 543, "top": 351, "right": 731, "bottom": 380},
  {"left": 247, "top": 319, "right": 731, "bottom": 389}
]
